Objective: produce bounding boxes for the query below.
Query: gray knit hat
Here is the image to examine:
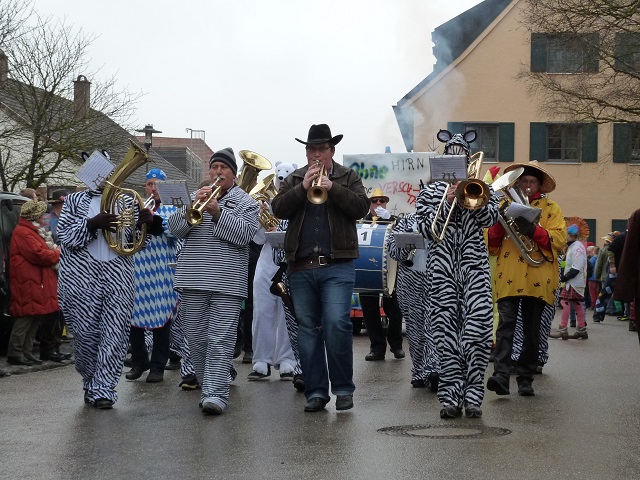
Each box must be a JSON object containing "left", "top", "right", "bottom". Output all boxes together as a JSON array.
[{"left": 209, "top": 147, "right": 237, "bottom": 175}]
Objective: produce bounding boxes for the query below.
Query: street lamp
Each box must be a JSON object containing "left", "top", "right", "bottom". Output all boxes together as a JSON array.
[{"left": 136, "top": 124, "right": 162, "bottom": 152}]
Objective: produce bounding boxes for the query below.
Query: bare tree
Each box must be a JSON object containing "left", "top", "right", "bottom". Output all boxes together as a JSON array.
[
  {"left": 0, "top": 5, "right": 141, "bottom": 190},
  {"left": 518, "top": 0, "right": 640, "bottom": 124}
]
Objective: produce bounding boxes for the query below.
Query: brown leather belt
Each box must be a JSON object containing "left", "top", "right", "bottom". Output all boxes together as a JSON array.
[{"left": 288, "top": 255, "right": 348, "bottom": 274}]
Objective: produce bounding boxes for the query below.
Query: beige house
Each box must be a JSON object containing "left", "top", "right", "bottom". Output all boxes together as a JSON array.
[{"left": 393, "top": 0, "right": 640, "bottom": 243}]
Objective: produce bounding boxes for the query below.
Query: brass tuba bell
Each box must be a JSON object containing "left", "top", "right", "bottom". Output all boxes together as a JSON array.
[
  {"left": 237, "top": 150, "right": 272, "bottom": 192},
  {"left": 249, "top": 173, "right": 280, "bottom": 229},
  {"left": 100, "top": 140, "right": 151, "bottom": 256}
]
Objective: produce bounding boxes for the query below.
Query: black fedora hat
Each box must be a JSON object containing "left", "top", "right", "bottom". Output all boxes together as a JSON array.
[
  {"left": 48, "top": 189, "right": 69, "bottom": 204},
  {"left": 295, "top": 124, "right": 343, "bottom": 146}
]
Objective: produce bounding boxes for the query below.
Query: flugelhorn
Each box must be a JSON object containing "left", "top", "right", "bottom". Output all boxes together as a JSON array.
[
  {"left": 185, "top": 177, "right": 222, "bottom": 226},
  {"left": 307, "top": 160, "right": 327, "bottom": 204},
  {"left": 100, "top": 141, "right": 151, "bottom": 256}
]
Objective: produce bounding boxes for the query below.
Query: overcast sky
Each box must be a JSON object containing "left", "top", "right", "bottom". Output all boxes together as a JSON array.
[{"left": 31, "top": 0, "right": 480, "bottom": 166}]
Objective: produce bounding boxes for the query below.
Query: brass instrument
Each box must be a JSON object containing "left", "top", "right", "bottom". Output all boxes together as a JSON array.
[
  {"left": 307, "top": 160, "right": 327, "bottom": 204},
  {"left": 492, "top": 167, "right": 546, "bottom": 267},
  {"left": 430, "top": 151, "right": 490, "bottom": 242},
  {"left": 185, "top": 177, "right": 222, "bottom": 226},
  {"left": 100, "top": 141, "right": 151, "bottom": 256},
  {"left": 238, "top": 150, "right": 272, "bottom": 192},
  {"left": 249, "top": 173, "right": 280, "bottom": 229},
  {"left": 143, "top": 194, "right": 156, "bottom": 210}
]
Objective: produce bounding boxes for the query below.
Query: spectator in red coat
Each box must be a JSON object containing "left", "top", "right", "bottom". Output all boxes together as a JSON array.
[{"left": 6, "top": 200, "right": 61, "bottom": 365}]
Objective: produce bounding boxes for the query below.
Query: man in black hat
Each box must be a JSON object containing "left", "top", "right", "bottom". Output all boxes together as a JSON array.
[
  {"left": 271, "top": 124, "right": 369, "bottom": 412},
  {"left": 44, "top": 189, "right": 69, "bottom": 244}
]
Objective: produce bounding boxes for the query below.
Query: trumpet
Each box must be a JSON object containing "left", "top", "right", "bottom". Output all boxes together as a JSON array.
[
  {"left": 185, "top": 177, "right": 222, "bottom": 226},
  {"left": 307, "top": 160, "right": 327, "bottom": 204},
  {"left": 430, "top": 151, "right": 490, "bottom": 242}
]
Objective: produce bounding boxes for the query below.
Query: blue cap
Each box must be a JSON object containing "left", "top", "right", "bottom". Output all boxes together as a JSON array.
[
  {"left": 567, "top": 224, "right": 579, "bottom": 236},
  {"left": 146, "top": 168, "right": 167, "bottom": 180}
]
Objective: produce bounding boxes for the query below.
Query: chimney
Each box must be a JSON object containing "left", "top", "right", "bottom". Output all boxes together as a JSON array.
[
  {"left": 73, "top": 75, "right": 91, "bottom": 120},
  {"left": 0, "top": 50, "right": 8, "bottom": 86}
]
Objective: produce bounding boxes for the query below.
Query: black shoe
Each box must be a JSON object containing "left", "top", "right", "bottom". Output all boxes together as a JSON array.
[
  {"left": 125, "top": 364, "right": 149, "bottom": 381},
  {"left": 630, "top": 321, "right": 638, "bottom": 332},
  {"left": 304, "top": 397, "right": 328, "bottom": 412},
  {"left": 40, "top": 351, "right": 65, "bottom": 362},
  {"left": 6, "top": 356, "right": 33, "bottom": 366},
  {"left": 293, "top": 374, "right": 305, "bottom": 392},
  {"left": 464, "top": 405, "right": 483, "bottom": 418},
  {"left": 242, "top": 350, "right": 253, "bottom": 364},
  {"left": 365, "top": 351, "right": 385, "bottom": 361},
  {"left": 23, "top": 353, "right": 43, "bottom": 365},
  {"left": 165, "top": 358, "right": 181, "bottom": 370},
  {"left": 94, "top": 398, "right": 114, "bottom": 409},
  {"left": 247, "top": 365, "right": 271, "bottom": 381},
  {"left": 535, "top": 362, "right": 544, "bottom": 374},
  {"left": 428, "top": 372, "right": 439, "bottom": 393},
  {"left": 336, "top": 394, "right": 354, "bottom": 411},
  {"left": 411, "top": 379, "right": 426, "bottom": 388},
  {"left": 391, "top": 348, "right": 405, "bottom": 359},
  {"left": 487, "top": 375, "right": 510, "bottom": 395},
  {"left": 279, "top": 372, "right": 294, "bottom": 381},
  {"left": 146, "top": 370, "right": 164, "bottom": 383},
  {"left": 440, "top": 405, "right": 463, "bottom": 419},
  {"left": 123, "top": 356, "right": 133, "bottom": 368},
  {"left": 179, "top": 374, "right": 200, "bottom": 390},
  {"left": 518, "top": 382, "right": 535, "bottom": 396}
]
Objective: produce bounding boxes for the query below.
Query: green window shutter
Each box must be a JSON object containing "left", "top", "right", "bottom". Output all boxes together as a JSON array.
[
  {"left": 584, "top": 218, "right": 596, "bottom": 244},
  {"left": 584, "top": 33, "right": 600, "bottom": 73},
  {"left": 581, "top": 123, "right": 598, "bottom": 162},
  {"left": 612, "top": 219, "right": 627, "bottom": 232},
  {"left": 613, "top": 123, "right": 631, "bottom": 163},
  {"left": 447, "top": 122, "right": 465, "bottom": 134},
  {"left": 531, "top": 33, "right": 547, "bottom": 72},
  {"left": 530, "top": 123, "right": 547, "bottom": 161},
  {"left": 498, "top": 123, "right": 514, "bottom": 162}
]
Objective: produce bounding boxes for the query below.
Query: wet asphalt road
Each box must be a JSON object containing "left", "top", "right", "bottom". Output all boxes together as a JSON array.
[{"left": 1, "top": 312, "right": 639, "bottom": 480}]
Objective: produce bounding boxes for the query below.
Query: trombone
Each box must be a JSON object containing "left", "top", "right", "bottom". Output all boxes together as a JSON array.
[
  {"left": 184, "top": 177, "right": 222, "bottom": 226},
  {"left": 307, "top": 160, "right": 327, "bottom": 204},
  {"left": 430, "top": 151, "right": 490, "bottom": 242}
]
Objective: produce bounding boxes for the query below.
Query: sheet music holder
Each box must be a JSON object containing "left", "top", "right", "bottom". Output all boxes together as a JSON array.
[
  {"left": 265, "top": 231, "right": 285, "bottom": 249},
  {"left": 155, "top": 180, "right": 191, "bottom": 209},
  {"left": 505, "top": 203, "right": 542, "bottom": 224},
  {"left": 76, "top": 150, "right": 115, "bottom": 190},
  {"left": 428, "top": 155, "right": 468, "bottom": 184},
  {"left": 393, "top": 232, "right": 425, "bottom": 250}
]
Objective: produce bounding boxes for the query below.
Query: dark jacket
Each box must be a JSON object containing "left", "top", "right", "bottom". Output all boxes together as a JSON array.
[
  {"left": 271, "top": 160, "right": 369, "bottom": 262},
  {"left": 615, "top": 209, "right": 639, "bottom": 304}
]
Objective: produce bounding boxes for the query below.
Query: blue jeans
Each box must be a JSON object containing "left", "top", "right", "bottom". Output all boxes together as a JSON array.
[{"left": 288, "top": 261, "right": 356, "bottom": 401}]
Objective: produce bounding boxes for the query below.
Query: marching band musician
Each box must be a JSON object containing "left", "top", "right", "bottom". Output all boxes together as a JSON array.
[
  {"left": 168, "top": 147, "right": 259, "bottom": 416},
  {"left": 359, "top": 188, "right": 404, "bottom": 362},
  {"left": 271, "top": 123, "right": 369, "bottom": 413},
  {"left": 416, "top": 129, "right": 499, "bottom": 419},
  {"left": 126, "top": 168, "right": 180, "bottom": 384},
  {"left": 57, "top": 149, "right": 157, "bottom": 409},
  {"left": 386, "top": 212, "right": 439, "bottom": 390},
  {"left": 487, "top": 161, "right": 566, "bottom": 398}
]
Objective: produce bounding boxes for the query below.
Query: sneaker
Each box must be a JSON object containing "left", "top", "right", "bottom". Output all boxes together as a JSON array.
[
  {"left": 179, "top": 374, "right": 199, "bottom": 390},
  {"left": 518, "top": 383, "right": 535, "bottom": 396},
  {"left": 617, "top": 316, "right": 630, "bottom": 322},
  {"left": 279, "top": 372, "right": 294, "bottom": 381},
  {"left": 247, "top": 365, "right": 271, "bottom": 381}
]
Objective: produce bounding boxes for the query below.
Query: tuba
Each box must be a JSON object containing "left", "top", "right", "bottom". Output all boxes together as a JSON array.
[
  {"left": 100, "top": 141, "right": 151, "bottom": 256},
  {"left": 307, "top": 160, "right": 327, "bottom": 204},
  {"left": 237, "top": 150, "right": 272, "bottom": 192},
  {"left": 249, "top": 173, "right": 280, "bottom": 229},
  {"left": 430, "top": 151, "right": 491, "bottom": 242},
  {"left": 492, "top": 167, "right": 546, "bottom": 267}
]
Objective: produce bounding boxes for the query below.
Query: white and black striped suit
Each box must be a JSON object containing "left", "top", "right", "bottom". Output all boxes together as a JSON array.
[
  {"left": 57, "top": 189, "right": 146, "bottom": 405},
  {"left": 168, "top": 184, "right": 259, "bottom": 410}
]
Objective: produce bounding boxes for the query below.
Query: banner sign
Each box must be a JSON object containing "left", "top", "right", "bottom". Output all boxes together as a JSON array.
[{"left": 343, "top": 152, "right": 436, "bottom": 216}]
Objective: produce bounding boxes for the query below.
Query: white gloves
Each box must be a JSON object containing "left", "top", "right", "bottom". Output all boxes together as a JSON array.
[{"left": 375, "top": 206, "right": 391, "bottom": 219}]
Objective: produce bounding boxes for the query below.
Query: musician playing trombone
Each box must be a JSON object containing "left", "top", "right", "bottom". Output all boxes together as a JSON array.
[
  {"left": 168, "top": 148, "right": 259, "bottom": 416},
  {"left": 486, "top": 161, "right": 566, "bottom": 398},
  {"left": 416, "top": 129, "right": 499, "bottom": 419}
]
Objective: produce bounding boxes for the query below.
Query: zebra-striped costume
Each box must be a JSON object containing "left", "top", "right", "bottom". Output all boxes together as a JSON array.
[
  {"left": 168, "top": 184, "right": 259, "bottom": 411},
  {"left": 416, "top": 181, "right": 498, "bottom": 410},
  {"left": 385, "top": 213, "right": 439, "bottom": 385},
  {"left": 58, "top": 189, "right": 147, "bottom": 405}
]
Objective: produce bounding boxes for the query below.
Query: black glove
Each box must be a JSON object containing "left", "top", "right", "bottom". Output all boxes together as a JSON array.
[
  {"left": 87, "top": 212, "right": 117, "bottom": 233},
  {"left": 561, "top": 268, "right": 580, "bottom": 283},
  {"left": 514, "top": 216, "right": 536, "bottom": 238},
  {"left": 136, "top": 208, "right": 154, "bottom": 229}
]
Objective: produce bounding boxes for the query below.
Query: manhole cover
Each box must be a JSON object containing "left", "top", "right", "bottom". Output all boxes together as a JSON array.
[{"left": 378, "top": 424, "right": 512, "bottom": 439}]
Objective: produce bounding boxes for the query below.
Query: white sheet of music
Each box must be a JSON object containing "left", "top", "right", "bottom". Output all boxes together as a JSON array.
[
  {"left": 155, "top": 180, "right": 191, "bottom": 209},
  {"left": 76, "top": 150, "right": 115, "bottom": 190},
  {"left": 506, "top": 203, "right": 542, "bottom": 223},
  {"left": 428, "top": 155, "right": 468, "bottom": 184}
]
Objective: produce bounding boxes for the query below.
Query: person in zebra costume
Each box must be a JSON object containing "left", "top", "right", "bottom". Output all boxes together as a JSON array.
[
  {"left": 386, "top": 212, "right": 439, "bottom": 390},
  {"left": 417, "top": 129, "right": 499, "bottom": 419},
  {"left": 57, "top": 150, "right": 156, "bottom": 409},
  {"left": 126, "top": 168, "right": 180, "bottom": 383},
  {"left": 168, "top": 148, "right": 259, "bottom": 416},
  {"left": 487, "top": 161, "right": 566, "bottom": 398}
]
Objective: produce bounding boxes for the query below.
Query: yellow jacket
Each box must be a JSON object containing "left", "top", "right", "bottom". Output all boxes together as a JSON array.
[{"left": 490, "top": 197, "right": 566, "bottom": 305}]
